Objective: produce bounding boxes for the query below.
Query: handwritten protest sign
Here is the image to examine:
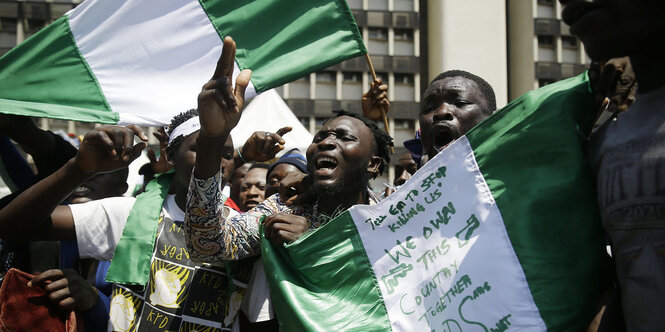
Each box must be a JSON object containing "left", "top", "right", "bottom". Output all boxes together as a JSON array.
[
  {"left": 348, "top": 137, "right": 546, "bottom": 331},
  {"left": 263, "top": 74, "right": 603, "bottom": 331}
]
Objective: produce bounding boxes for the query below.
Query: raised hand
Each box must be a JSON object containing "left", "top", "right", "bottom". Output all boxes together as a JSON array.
[
  {"left": 29, "top": 269, "right": 99, "bottom": 311},
  {"left": 590, "top": 57, "right": 637, "bottom": 115},
  {"left": 198, "top": 36, "right": 252, "bottom": 140},
  {"left": 76, "top": 125, "right": 147, "bottom": 174},
  {"left": 263, "top": 212, "right": 309, "bottom": 245},
  {"left": 241, "top": 126, "right": 292, "bottom": 162},
  {"left": 362, "top": 78, "right": 390, "bottom": 122},
  {"left": 147, "top": 127, "right": 172, "bottom": 174}
]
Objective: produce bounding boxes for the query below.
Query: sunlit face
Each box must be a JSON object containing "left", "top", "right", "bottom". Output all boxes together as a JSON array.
[
  {"left": 306, "top": 116, "right": 378, "bottom": 197},
  {"left": 239, "top": 167, "right": 268, "bottom": 211},
  {"left": 419, "top": 77, "right": 490, "bottom": 160}
]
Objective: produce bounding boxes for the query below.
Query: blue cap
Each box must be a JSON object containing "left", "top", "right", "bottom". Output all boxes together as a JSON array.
[
  {"left": 268, "top": 148, "right": 308, "bottom": 175},
  {"left": 403, "top": 129, "right": 422, "bottom": 166}
]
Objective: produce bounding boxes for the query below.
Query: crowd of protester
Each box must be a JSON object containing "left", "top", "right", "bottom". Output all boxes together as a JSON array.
[{"left": 0, "top": 0, "right": 663, "bottom": 330}]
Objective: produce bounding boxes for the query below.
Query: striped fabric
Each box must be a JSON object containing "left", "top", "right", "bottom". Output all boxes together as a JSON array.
[{"left": 0, "top": 0, "right": 365, "bottom": 126}]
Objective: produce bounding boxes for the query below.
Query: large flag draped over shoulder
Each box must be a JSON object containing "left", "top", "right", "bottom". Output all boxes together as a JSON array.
[
  {"left": 0, "top": 0, "right": 365, "bottom": 126},
  {"left": 262, "top": 73, "right": 605, "bottom": 331}
]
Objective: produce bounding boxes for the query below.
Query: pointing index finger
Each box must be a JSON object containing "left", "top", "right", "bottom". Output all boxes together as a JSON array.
[
  {"left": 212, "top": 36, "right": 237, "bottom": 80},
  {"left": 275, "top": 126, "right": 292, "bottom": 137}
]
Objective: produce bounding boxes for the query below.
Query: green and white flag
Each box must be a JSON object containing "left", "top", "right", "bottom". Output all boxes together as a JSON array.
[
  {"left": 0, "top": 0, "right": 365, "bottom": 126},
  {"left": 262, "top": 73, "right": 605, "bottom": 331}
]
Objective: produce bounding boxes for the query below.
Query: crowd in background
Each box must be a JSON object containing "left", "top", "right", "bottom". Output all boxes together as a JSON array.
[{"left": 0, "top": 0, "right": 664, "bottom": 331}]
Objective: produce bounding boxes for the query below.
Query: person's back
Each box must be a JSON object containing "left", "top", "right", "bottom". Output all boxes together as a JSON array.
[{"left": 562, "top": 0, "right": 665, "bottom": 329}]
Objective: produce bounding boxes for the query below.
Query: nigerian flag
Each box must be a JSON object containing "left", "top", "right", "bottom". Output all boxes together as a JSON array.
[
  {"left": 0, "top": 0, "right": 365, "bottom": 126},
  {"left": 262, "top": 73, "right": 605, "bottom": 331}
]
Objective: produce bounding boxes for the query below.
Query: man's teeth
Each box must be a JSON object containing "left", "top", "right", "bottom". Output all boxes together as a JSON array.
[{"left": 316, "top": 156, "right": 337, "bottom": 168}]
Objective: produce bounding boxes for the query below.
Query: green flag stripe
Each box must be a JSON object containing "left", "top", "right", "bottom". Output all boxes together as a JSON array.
[
  {"left": 106, "top": 172, "right": 173, "bottom": 285},
  {"left": 200, "top": 0, "right": 366, "bottom": 92},
  {"left": 262, "top": 211, "right": 392, "bottom": 331},
  {"left": 465, "top": 73, "right": 604, "bottom": 330},
  {"left": 0, "top": 16, "right": 114, "bottom": 122},
  {"left": 0, "top": 97, "right": 118, "bottom": 124}
]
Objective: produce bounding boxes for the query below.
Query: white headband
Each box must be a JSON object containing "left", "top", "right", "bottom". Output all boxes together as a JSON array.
[{"left": 168, "top": 116, "right": 201, "bottom": 145}]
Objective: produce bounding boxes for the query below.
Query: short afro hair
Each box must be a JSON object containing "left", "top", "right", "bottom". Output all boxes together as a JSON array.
[
  {"left": 430, "top": 70, "right": 496, "bottom": 114},
  {"left": 323, "top": 110, "right": 394, "bottom": 178},
  {"left": 165, "top": 108, "right": 199, "bottom": 162}
]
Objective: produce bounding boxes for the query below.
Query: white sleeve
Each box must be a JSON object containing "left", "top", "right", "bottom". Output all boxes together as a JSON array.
[{"left": 70, "top": 196, "right": 136, "bottom": 260}]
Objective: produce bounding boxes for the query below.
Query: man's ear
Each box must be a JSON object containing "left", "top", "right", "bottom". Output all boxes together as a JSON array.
[
  {"left": 164, "top": 146, "right": 175, "bottom": 166},
  {"left": 367, "top": 155, "right": 382, "bottom": 178}
]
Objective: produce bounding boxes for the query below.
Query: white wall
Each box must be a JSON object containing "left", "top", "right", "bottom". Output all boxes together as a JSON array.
[{"left": 427, "top": 0, "right": 508, "bottom": 108}]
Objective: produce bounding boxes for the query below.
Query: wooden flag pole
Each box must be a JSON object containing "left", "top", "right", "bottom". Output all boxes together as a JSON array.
[{"left": 364, "top": 53, "right": 394, "bottom": 154}]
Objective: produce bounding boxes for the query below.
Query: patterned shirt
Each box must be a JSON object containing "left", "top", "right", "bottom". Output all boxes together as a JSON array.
[{"left": 185, "top": 170, "right": 379, "bottom": 263}]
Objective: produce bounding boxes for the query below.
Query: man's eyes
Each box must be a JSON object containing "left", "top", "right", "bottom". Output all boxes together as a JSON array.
[{"left": 222, "top": 153, "right": 233, "bottom": 160}]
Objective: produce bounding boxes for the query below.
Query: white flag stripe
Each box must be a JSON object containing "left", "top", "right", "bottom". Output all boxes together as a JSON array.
[
  {"left": 68, "top": 0, "right": 255, "bottom": 126},
  {"left": 349, "top": 137, "right": 546, "bottom": 331}
]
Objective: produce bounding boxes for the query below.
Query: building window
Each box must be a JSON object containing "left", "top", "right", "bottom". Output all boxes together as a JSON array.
[
  {"left": 0, "top": 17, "right": 17, "bottom": 30},
  {"left": 368, "top": 28, "right": 388, "bottom": 40},
  {"left": 393, "top": 119, "right": 415, "bottom": 145},
  {"left": 561, "top": 36, "right": 577, "bottom": 48},
  {"left": 393, "top": 29, "right": 413, "bottom": 41},
  {"left": 561, "top": 36, "right": 579, "bottom": 63},
  {"left": 288, "top": 75, "right": 310, "bottom": 99},
  {"left": 343, "top": 72, "right": 362, "bottom": 82},
  {"left": 342, "top": 72, "right": 362, "bottom": 100},
  {"left": 315, "top": 71, "right": 336, "bottom": 100},
  {"left": 316, "top": 71, "right": 335, "bottom": 83},
  {"left": 536, "top": 0, "right": 555, "bottom": 18},
  {"left": 395, "top": 73, "right": 414, "bottom": 84},
  {"left": 393, "top": 0, "right": 414, "bottom": 12},
  {"left": 367, "top": 0, "right": 388, "bottom": 11},
  {"left": 368, "top": 28, "right": 388, "bottom": 55},
  {"left": 537, "top": 35, "right": 554, "bottom": 46},
  {"left": 394, "top": 28, "right": 414, "bottom": 56},
  {"left": 537, "top": 35, "right": 556, "bottom": 62},
  {"left": 394, "top": 73, "right": 415, "bottom": 101},
  {"left": 0, "top": 2, "right": 18, "bottom": 18}
]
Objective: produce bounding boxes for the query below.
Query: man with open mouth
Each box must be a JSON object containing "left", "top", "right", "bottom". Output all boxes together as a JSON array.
[
  {"left": 186, "top": 108, "right": 392, "bottom": 259},
  {"left": 419, "top": 70, "right": 497, "bottom": 162}
]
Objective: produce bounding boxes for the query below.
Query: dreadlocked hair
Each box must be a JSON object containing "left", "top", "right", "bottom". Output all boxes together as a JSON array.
[
  {"left": 165, "top": 108, "right": 199, "bottom": 162},
  {"left": 326, "top": 110, "right": 393, "bottom": 178}
]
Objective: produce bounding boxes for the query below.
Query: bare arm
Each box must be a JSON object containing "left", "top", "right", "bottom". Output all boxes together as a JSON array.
[
  {"left": 0, "top": 125, "right": 147, "bottom": 241},
  {"left": 0, "top": 114, "right": 57, "bottom": 162}
]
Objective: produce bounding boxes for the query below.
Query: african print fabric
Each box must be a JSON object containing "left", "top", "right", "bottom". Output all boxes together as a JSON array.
[{"left": 108, "top": 214, "right": 252, "bottom": 331}]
